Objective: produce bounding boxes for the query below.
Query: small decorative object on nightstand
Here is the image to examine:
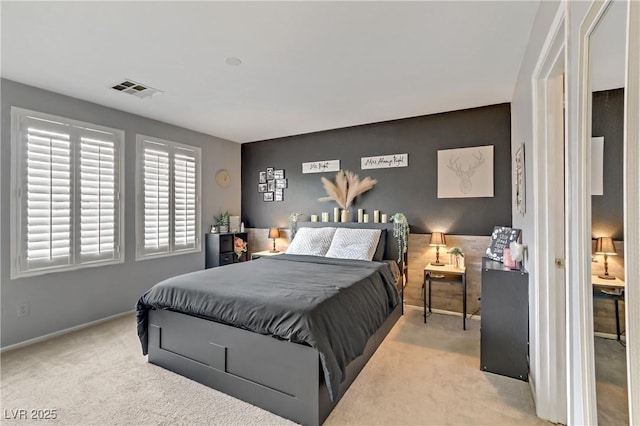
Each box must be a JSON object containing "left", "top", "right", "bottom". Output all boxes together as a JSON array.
[
  {"left": 269, "top": 227, "right": 281, "bottom": 253},
  {"left": 595, "top": 236, "right": 617, "bottom": 279},
  {"left": 430, "top": 232, "right": 447, "bottom": 266}
]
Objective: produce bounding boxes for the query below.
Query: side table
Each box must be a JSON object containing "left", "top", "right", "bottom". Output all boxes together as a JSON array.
[
  {"left": 251, "top": 250, "right": 284, "bottom": 260},
  {"left": 423, "top": 263, "right": 467, "bottom": 330}
]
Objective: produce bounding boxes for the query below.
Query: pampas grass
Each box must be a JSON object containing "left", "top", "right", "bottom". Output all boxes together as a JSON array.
[{"left": 318, "top": 170, "right": 377, "bottom": 209}]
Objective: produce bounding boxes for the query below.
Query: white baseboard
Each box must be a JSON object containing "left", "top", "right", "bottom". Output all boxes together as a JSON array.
[
  {"left": 594, "top": 331, "right": 626, "bottom": 342},
  {"left": 405, "top": 303, "right": 481, "bottom": 321},
  {"left": 0, "top": 310, "right": 135, "bottom": 353}
]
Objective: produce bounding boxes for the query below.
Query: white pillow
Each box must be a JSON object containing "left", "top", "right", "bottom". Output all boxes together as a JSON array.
[
  {"left": 325, "top": 228, "right": 382, "bottom": 261},
  {"left": 286, "top": 227, "right": 337, "bottom": 256}
]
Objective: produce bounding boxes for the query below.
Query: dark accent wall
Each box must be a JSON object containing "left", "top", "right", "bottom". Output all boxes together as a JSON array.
[
  {"left": 592, "top": 88, "right": 624, "bottom": 240},
  {"left": 241, "top": 103, "right": 512, "bottom": 235}
]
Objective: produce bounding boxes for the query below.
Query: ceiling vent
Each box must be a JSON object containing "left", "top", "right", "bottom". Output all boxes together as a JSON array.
[{"left": 110, "top": 79, "right": 162, "bottom": 99}]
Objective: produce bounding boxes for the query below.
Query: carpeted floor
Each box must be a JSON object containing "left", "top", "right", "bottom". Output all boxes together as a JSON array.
[
  {"left": 1, "top": 309, "right": 549, "bottom": 425},
  {"left": 595, "top": 336, "right": 629, "bottom": 425}
]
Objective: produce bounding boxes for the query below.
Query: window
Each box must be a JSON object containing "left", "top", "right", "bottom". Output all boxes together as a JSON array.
[
  {"left": 136, "top": 135, "right": 201, "bottom": 259},
  {"left": 10, "top": 107, "right": 124, "bottom": 278}
]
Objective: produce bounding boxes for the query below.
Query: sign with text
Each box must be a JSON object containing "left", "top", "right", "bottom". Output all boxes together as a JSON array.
[
  {"left": 302, "top": 160, "right": 340, "bottom": 174},
  {"left": 485, "top": 226, "right": 521, "bottom": 262},
  {"left": 361, "top": 153, "right": 408, "bottom": 170}
]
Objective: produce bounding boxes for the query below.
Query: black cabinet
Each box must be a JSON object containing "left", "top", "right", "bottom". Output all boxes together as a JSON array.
[
  {"left": 480, "top": 257, "right": 529, "bottom": 381},
  {"left": 205, "top": 232, "right": 248, "bottom": 268}
]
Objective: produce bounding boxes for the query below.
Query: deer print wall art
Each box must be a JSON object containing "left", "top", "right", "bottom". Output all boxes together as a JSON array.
[{"left": 437, "top": 145, "right": 494, "bottom": 198}]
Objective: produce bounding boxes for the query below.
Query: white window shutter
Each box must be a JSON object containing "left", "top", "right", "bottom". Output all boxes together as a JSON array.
[
  {"left": 21, "top": 116, "right": 73, "bottom": 271},
  {"left": 79, "top": 129, "right": 120, "bottom": 262},
  {"left": 136, "top": 135, "right": 201, "bottom": 259},
  {"left": 174, "top": 149, "right": 197, "bottom": 250},
  {"left": 11, "top": 108, "right": 124, "bottom": 278},
  {"left": 142, "top": 142, "right": 170, "bottom": 255}
]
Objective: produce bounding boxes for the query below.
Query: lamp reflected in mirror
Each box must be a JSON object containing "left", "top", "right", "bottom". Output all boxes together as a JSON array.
[{"left": 595, "top": 237, "right": 617, "bottom": 279}]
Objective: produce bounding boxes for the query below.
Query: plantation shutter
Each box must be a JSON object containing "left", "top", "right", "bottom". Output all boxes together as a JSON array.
[
  {"left": 174, "top": 148, "right": 197, "bottom": 250},
  {"left": 78, "top": 128, "right": 121, "bottom": 262},
  {"left": 142, "top": 141, "right": 170, "bottom": 255},
  {"left": 20, "top": 115, "right": 73, "bottom": 271},
  {"left": 136, "top": 135, "right": 200, "bottom": 259},
  {"left": 12, "top": 108, "right": 124, "bottom": 278}
]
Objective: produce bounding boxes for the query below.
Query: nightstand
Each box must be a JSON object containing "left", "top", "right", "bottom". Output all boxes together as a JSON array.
[
  {"left": 251, "top": 250, "right": 284, "bottom": 260},
  {"left": 423, "top": 263, "right": 467, "bottom": 329}
]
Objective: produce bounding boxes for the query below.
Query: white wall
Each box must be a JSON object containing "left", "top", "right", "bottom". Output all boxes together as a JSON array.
[
  {"left": 0, "top": 79, "right": 241, "bottom": 348},
  {"left": 509, "top": 0, "right": 561, "bottom": 419}
]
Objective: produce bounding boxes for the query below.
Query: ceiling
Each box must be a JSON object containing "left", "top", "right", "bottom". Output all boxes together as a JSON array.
[{"left": 1, "top": 1, "right": 539, "bottom": 143}]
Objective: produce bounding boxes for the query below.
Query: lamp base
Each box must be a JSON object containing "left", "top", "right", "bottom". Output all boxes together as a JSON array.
[
  {"left": 597, "top": 274, "right": 616, "bottom": 280},
  {"left": 431, "top": 262, "right": 445, "bottom": 266},
  {"left": 270, "top": 249, "right": 280, "bottom": 253}
]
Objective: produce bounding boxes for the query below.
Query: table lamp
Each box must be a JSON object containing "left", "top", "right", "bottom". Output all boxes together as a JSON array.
[
  {"left": 595, "top": 237, "right": 617, "bottom": 280},
  {"left": 430, "top": 232, "right": 446, "bottom": 266},
  {"left": 268, "top": 227, "right": 280, "bottom": 253}
]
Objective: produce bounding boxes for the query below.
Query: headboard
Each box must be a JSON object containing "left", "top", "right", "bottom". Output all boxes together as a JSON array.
[{"left": 296, "top": 221, "right": 404, "bottom": 266}]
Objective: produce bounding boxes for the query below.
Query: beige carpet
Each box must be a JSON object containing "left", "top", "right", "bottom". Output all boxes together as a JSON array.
[
  {"left": 1, "top": 309, "right": 548, "bottom": 425},
  {"left": 595, "top": 337, "right": 629, "bottom": 425}
]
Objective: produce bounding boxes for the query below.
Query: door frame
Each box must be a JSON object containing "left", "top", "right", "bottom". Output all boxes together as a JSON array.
[
  {"left": 530, "top": 5, "right": 567, "bottom": 423},
  {"left": 623, "top": 1, "right": 639, "bottom": 423},
  {"left": 577, "top": 0, "right": 640, "bottom": 423}
]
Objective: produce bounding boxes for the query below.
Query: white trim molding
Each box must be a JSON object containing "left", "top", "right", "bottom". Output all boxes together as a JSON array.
[
  {"left": 624, "top": 1, "right": 640, "bottom": 423},
  {"left": 0, "top": 310, "right": 135, "bottom": 353},
  {"left": 530, "top": 4, "right": 568, "bottom": 423},
  {"left": 572, "top": 2, "right": 613, "bottom": 424}
]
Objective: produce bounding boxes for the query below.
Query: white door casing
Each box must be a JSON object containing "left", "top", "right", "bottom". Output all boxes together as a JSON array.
[{"left": 530, "top": 4, "right": 568, "bottom": 423}]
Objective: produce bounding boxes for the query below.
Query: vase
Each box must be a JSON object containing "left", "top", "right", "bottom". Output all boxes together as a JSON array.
[
  {"left": 341, "top": 209, "right": 349, "bottom": 222},
  {"left": 219, "top": 225, "right": 229, "bottom": 233}
]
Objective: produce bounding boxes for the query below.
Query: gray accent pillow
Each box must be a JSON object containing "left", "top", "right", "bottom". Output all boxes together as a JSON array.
[
  {"left": 286, "top": 227, "right": 337, "bottom": 256},
  {"left": 325, "top": 228, "right": 382, "bottom": 261},
  {"left": 373, "top": 229, "right": 387, "bottom": 261}
]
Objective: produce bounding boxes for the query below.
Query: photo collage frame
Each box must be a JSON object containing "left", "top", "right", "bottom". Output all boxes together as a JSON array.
[{"left": 258, "top": 167, "right": 287, "bottom": 202}]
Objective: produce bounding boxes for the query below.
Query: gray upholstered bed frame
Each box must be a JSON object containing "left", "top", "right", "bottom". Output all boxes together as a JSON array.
[{"left": 147, "top": 222, "right": 405, "bottom": 425}]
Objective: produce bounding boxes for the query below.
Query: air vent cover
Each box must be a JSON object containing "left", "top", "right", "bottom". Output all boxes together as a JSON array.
[{"left": 110, "top": 79, "right": 162, "bottom": 99}]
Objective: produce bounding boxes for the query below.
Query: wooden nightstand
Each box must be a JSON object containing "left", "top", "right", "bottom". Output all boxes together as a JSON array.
[
  {"left": 423, "top": 263, "right": 467, "bottom": 329},
  {"left": 251, "top": 250, "right": 284, "bottom": 260}
]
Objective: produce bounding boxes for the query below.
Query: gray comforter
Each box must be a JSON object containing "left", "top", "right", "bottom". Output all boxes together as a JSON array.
[{"left": 136, "top": 254, "right": 399, "bottom": 401}]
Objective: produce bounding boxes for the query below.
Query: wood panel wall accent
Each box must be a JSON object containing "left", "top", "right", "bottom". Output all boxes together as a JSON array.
[
  {"left": 248, "top": 228, "right": 489, "bottom": 317},
  {"left": 247, "top": 229, "right": 626, "bottom": 337},
  {"left": 406, "top": 234, "right": 490, "bottom": 315}
]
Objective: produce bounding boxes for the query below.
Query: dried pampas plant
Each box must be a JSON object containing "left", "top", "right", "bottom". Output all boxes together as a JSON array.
[{"left": 318, "top": 170, "right": 377, "bottom": 209}]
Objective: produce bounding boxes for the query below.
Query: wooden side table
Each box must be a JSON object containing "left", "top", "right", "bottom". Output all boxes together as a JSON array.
[
  {"left": 251, "top": 250, "right": 284, "bottom": 260},
  {"left": 592, "top": 274, "right": 625, "bottom": 341},
  {"left": 423, "top": 263, "right": 467, "bottom": 330}
]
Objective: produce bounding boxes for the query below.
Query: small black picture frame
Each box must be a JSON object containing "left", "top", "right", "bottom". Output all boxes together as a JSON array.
[
  {"left": 259, "top": 171, "right": 267, "bottom": 183},
  {"left": 267, "top": 180, "right": 275, "bottom": 192},
  {"left": 257, "top": 183, "right": 267, "bottom": 193},
  {"left": 275, "top": 178, "right": 287, "bottom": 189},
  {"left": 274, "top": 169, "right": 285, "bottom": 179},
  {"left": 275, "top": 189, "right": 284, "bottom": 201},
  {"left": 266, "top": 168, "right": 274, "bottom": 180},
  {"left": 263, "top": 192, "right": 274, "bottom": 202}
]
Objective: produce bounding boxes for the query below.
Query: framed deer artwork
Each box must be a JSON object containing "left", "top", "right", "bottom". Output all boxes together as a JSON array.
[{"left": 437, "top": 145, "right": 494, "bottom": 198}]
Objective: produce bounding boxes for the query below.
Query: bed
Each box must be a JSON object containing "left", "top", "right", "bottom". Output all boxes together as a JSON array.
[{"left": 137, "top": 222, "right": 405, "bottom": 425}]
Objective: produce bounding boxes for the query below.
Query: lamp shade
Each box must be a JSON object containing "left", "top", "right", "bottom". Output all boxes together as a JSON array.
[
  {"left": 430, "top": 232, "right": 446, "bottom": 247},
  {"left": 595, "top": 237, "right": 617, "bottom": 255},
  {"left": 268, "top": 227, "right": 281, "bottom": 239}
]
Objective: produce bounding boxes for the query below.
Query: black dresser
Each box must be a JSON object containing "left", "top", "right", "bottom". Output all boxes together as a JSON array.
[
  {"left": 205, "top": 232, "right": 248, "bottom": 268},
  {"left": 480, "top": 257, "right": 529, "bottom": 381}
]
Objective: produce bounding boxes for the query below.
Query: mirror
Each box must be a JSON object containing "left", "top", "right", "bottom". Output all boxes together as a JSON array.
[{"left": 589, "top": 1, "right": 628, "bottom": 423}]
